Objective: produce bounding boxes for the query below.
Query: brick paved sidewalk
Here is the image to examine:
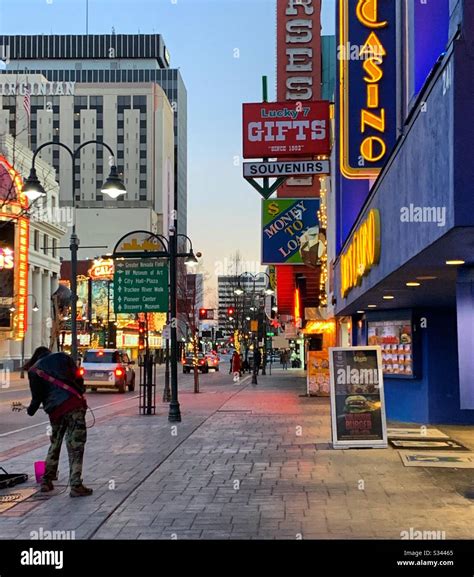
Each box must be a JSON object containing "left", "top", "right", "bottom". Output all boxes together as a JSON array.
[{"left": 0, "top": 370, "right": 473, "bottom": 540}]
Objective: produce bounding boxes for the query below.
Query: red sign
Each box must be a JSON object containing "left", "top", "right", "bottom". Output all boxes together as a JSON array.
[
  {"left": 242, "top": 101, "right": 330, "bottom": 159},
  {"left": 277, "top": 0, "right": 322, "bottom": 102}
]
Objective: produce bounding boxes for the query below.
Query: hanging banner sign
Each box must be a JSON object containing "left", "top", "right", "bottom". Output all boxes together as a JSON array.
[
  {"left": 243, "top": 101, "right": 330, "bottom": 159},
  {"left": 329, "top": 346, "right": 387, "bottom": 448},
  {"left": 262, "top": 198, "right": 324, "bottom": 265},
  {"left": 339, "top": 0, "right": 397, "bottom": 178},
  {"left": 243, "top": 159, "right": 330, "bottom": 178}
]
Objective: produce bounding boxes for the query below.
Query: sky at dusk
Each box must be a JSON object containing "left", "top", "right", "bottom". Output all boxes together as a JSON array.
[{"left": 0, "top": 0, "right": 335, "bottom": 298}]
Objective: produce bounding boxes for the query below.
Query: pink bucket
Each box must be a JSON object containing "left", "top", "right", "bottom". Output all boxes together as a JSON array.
[{"left": 34, "top": 461, "right": 46, "bottom": 483}]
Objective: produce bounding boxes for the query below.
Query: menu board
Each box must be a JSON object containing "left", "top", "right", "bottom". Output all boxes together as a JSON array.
[
  {"left": 329, "top": 347, "right": 387, "bottom": 449},
  {"left": 367, "top": 319, "right": 413, "bottom": 377},
  {"left": 307, "top": 351, "right": 330, "bottom": 396}
]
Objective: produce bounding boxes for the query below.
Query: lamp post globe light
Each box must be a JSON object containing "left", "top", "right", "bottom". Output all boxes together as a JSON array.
[
  {"left": 233, "top": 272, "right": 274, "bottom": 384},
  {"left": 112, "top": 229, "right": 200, "bottom": 422},
  {"left": 22, "top": 140, "right": 126, "bottom": 363}
]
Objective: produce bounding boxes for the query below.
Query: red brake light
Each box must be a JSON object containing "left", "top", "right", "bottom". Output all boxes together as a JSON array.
[
  {"left": 115, "top": 368, "right": 124, "bottom": 377},
  {"left": 78, "top": 368, "right": 85, "bottom": 376},
  {"left": 199, "top": 359, "right": 204, "bottom": 365}
]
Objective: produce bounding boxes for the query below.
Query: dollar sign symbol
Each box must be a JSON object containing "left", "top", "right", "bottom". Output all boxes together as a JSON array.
[{"left": 268, "top": 202, "right": 279, "bottom": 216}]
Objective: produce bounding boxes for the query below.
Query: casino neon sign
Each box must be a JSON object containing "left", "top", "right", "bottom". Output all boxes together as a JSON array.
[
  {"left": 340, "top": 209, "right": 380, "bottom": 298},
  {"left": 0, "top": 155, "right": 29, "bottom": 339},
  {"left": 339, "top": 0, "right": 396, "bottom": 179}
]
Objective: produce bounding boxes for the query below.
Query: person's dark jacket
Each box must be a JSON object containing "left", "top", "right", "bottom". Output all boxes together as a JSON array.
[
  {"left": 254, "top": 350, "right": 262, "bottom": 368},
  {"left": 27, "top": 352, "right": 86, "bottom": 419}
]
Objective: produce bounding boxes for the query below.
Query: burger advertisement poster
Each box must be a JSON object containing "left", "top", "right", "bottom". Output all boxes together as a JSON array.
[
  {"left": 261, "top": 199, "right": 326, "bottom": 265},
  {"left": 329, "top": 347, "right": 387, "bottom": 449}
]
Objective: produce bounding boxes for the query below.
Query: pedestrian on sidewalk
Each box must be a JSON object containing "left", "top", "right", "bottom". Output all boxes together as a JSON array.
[
  {"left": 280, "top": 349, "right": 289, "bottom": 370},
  {"left": 231, "top": 350, "right": 241, "bottom": 383},
  {"left": 24, "top": 347, "right": 93, "bottom": 498},
  {"left": 254, "top": 348, "right": 262, "bottom": 376}
]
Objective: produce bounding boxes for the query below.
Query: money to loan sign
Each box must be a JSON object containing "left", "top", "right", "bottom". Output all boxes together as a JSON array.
[{"left": 114, "top": 259, "right": 169, "bottom": 314}]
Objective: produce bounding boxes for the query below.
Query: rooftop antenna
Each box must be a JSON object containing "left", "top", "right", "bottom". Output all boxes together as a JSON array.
[{"left": 112, "top": 26, "right": 116, "bottom": 35}]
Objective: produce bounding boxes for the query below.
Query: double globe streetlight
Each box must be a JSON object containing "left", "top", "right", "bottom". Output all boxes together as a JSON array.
[
  {"left": 233, "top": 272, "right": 274, "bottom": 384},
  {"left": 111, "top": 230, "right": 199, "bottom": 422},
  {"left": 22, "top": 140, "right": 126, "bottom": 362}
]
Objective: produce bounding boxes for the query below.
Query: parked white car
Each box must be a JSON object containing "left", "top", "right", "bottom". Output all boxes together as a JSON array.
[{"left": 80, "top": 349, "right": 135, "bottom": 393}]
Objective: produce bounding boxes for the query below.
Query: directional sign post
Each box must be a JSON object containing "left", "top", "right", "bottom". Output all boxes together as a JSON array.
[{"left": 113, "top": 259, "right": 169, "bottom": 314}]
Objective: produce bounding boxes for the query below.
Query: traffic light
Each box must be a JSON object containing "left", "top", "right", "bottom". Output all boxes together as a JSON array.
[
  {"left": 227, "top": 307, "right": 235, "bottom": 317},
  {"left": 199, "top": 308, "right": 207, "bottom": 320},
  {"left": 138, "top": 321, "right": 146, "bottom": 351}
]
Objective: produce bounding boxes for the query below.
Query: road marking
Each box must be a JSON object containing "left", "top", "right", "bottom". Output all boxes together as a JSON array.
[{"left": 0, "top": 395, "right": 139, "bottom": 437}]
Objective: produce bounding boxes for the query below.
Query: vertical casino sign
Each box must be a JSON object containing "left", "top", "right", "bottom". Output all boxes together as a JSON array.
[
  {"left": 339, "top": 0, "right": 397, "bottom": 179},
  {"left": 0, "top": 156, "right": 29, "bottom": 339}
]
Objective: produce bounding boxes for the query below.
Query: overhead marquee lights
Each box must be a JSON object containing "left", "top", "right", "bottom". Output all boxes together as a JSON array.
[{"left": 446, "top": 260, "right": 465, "bottom": 266}]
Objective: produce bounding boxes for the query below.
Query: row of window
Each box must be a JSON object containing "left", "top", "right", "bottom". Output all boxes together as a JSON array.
[
  {"left": 0, "top": 34, "right": 164, "bottom": 62},
  {"left": 33, "top": 230, "right": 58, "bottom": 258}
]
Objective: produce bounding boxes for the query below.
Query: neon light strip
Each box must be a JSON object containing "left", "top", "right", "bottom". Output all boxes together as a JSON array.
[{"left": 16, "top": 217, "right": 29, "bottom": 339}]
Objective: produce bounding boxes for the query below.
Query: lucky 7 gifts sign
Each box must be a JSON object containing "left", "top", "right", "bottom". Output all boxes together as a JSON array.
[
  {"left": 243, "top": 101, "right": 330, "bottom": 159},
  {"left": 262, "top": 198, "right": 321, "bottom": 264},
  {"left": 329, "top": 346, "right": 387, "bottom": 449}
]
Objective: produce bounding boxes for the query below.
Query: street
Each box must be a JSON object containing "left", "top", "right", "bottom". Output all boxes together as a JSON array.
[{"left": 0, "top": 369, "right": 472, "bottom": 540}]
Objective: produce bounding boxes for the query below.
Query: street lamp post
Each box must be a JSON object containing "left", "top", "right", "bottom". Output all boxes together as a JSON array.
[
  {"left": 169, "top": 232, "right": 199, "bottom": 422},
  {"left": 111, "top": 230, "right": 199, "bottom": 422},
  {"left": 22, "top": 140, "right": 126, "bottom": 363},
  {"left": 234, "top": 272, "right": 274, "bottom": 385}
]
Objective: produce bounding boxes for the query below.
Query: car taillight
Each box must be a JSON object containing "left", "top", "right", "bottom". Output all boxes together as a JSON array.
[
  {"left": 78, "top": 368, "right": 85, "bottom": 376},
  {"left": 115, "top": 368, "right": 124, "bottom": 377}
]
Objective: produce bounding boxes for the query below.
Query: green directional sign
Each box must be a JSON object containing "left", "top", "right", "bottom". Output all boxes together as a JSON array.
[{"left": 114, "top": 259, "right": 169, "bottom": 314}]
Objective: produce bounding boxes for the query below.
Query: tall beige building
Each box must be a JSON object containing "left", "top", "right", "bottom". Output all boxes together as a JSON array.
[{"left": 0, "top": 74, "right": 175, "bottom": 258}]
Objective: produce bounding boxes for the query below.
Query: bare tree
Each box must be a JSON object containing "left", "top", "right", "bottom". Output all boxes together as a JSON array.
[{"left": 176, "top": 259, "right": 206, "bottom": 393}]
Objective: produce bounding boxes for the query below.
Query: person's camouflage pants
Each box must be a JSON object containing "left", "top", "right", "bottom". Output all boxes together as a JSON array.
[{"left": 44, "top": 408, "right": 87, "bottom": 487}]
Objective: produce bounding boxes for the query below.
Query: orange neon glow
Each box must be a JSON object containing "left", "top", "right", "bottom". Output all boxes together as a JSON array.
[
  {"left": 294, "top": 288, "right": 301, "bottom": 325},
  {"left": 16, "top": 217, "right": 29, "bottom": 339},
  {"left": 360, "top": 109, "right": 386, "bottom": 133},
  {"left": 340, "top": 209, "right": 381, "bottom": 298},
  {"left": 303, "top": 320, "right": 336, "bottom": 334},
  {"left": 356, "top": 0, "right": 387, "bottom": 29},
  {"left": 0, "top": 155, "right": 30, "bottom": 340},
  {"left": 367, "top": 84, "right": 379, "bottom": 108},
  {"left": 360, "top": 136, "right": 387, "bottom": 162}
]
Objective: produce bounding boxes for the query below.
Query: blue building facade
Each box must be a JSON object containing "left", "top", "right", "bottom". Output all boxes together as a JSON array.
[{"left": 333, "top": 0, "right": 474, "bottom": 424}]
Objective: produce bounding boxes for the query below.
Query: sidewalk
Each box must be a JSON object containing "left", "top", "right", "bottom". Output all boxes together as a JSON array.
[{"left": 0, "top": 370, "right": 473, "bottom": 540}]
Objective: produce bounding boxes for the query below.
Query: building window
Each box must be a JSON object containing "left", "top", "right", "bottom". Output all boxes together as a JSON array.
[
  {"left": 34, "top": 230, "right": 39, "bottom": 251},
  {"left": 52, "top": 238, "right": 57, "bottom": 258}
]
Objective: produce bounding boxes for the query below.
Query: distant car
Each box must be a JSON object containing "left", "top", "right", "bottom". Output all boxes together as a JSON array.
[
  {"left": 80, "top": 349, "right": 135, "bottom": 393},
  {"left": 205, "top": 353, "right": 220, "bottom": 371},
  {"left": 182, "top": 353, "right": 209, "bottom": 373}
]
